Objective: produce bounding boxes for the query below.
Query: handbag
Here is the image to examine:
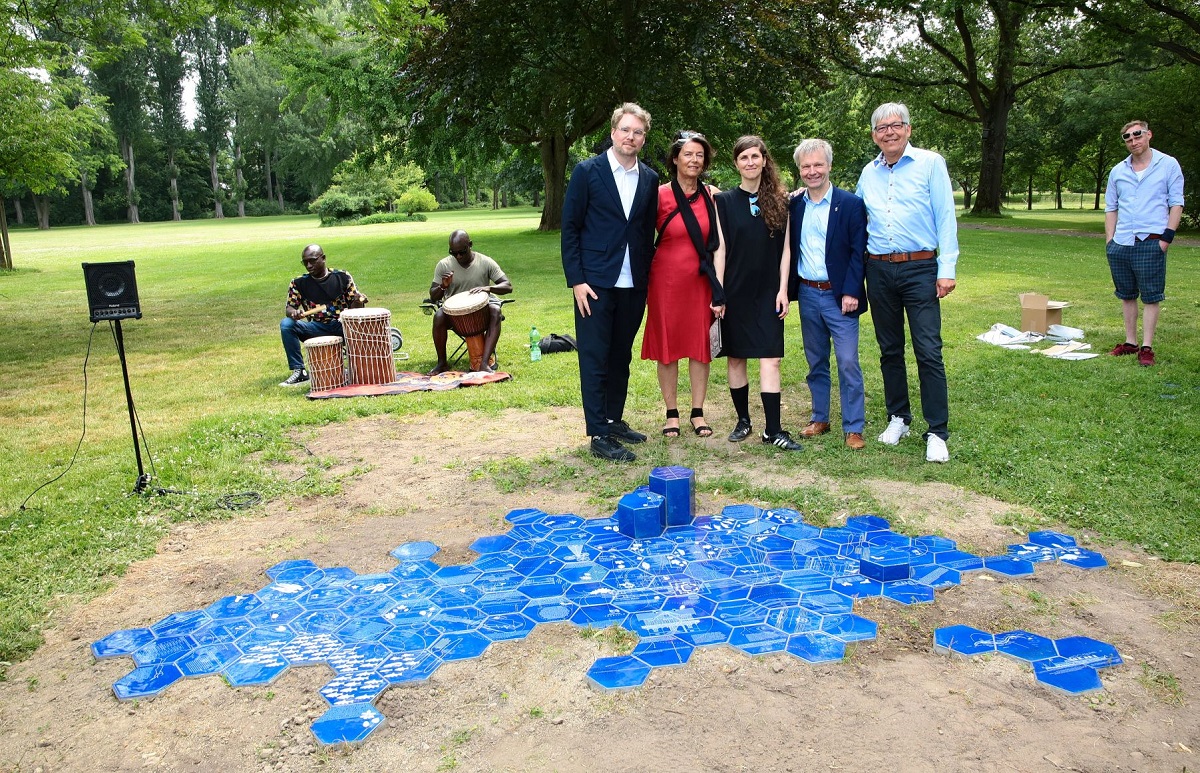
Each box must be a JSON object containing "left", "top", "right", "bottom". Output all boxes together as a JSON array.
[{"left": 709, "top": 317, "right": 722, "bottom": 358}]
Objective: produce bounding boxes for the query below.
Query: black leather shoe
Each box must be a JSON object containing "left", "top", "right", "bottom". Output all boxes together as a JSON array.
[
  {"left": 728, "top": 417, "right": 752, "bottom": 442},
  {"left": 762, "top": 430, "right": 802, "bottom": 451},
  {"left": 608, "top": 420, "right": 647, "bottom": 444},
  {"left": 590, "top": 435, "right": 636, "bottom": 462}
]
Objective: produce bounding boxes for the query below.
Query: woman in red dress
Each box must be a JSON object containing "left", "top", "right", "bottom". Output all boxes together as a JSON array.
[{"left": 641, "top": 131, "right": 726, "bottom": 437}]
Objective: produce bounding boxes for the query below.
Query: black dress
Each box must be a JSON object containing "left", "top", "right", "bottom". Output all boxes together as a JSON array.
[{"left": 714, "top": 187, "right": 786, "bottom": 359}]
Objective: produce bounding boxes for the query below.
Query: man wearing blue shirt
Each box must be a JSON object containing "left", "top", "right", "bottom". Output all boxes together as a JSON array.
[
  {"left": 856, "top": 103, "right": 958, "bottom": 464},
  {"left": 1104, "top": 120, "right": 1185, "bottom": 367}
]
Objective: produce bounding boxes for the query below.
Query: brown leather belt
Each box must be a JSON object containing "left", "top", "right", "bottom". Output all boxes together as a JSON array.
[
  {"left": 867, "top": 250, "right": 936, "bottom": 262},
  {"left": 1137, "top": 233, "right": 1163, "bottom": 242},
  {"left": 799, "top": 278, "right": 832, "bottom": 290}
]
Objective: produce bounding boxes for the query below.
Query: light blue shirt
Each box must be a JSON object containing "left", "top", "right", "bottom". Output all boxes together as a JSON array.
[
  {"left": 798, "top": 188, "right": 831, "bottom": 282},
  {"left": 856, "top": 143, "right": 959, "bottom": 280},
  {"left": 1105, "top": 149, "right": 1185, "bottom": 246},
  {"left": 607, "top": 148, "right": 639, "bottom": 288}
]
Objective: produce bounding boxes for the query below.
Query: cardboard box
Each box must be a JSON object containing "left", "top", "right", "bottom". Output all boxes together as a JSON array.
[{"left": 1019, "top": 293, "right": 1070, "bottom": 334}]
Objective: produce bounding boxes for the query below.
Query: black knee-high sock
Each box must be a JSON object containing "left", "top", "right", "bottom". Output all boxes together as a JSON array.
[
  {"left": 730, "top": 384, "right": 750, "bottom": 422},
  {"left": 761, "top": 392, "right": 782, "bottom": 436}
]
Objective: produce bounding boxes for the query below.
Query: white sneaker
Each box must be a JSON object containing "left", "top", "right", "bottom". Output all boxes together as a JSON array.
[
  {"left": 926, "top": 435, "right": 949, "bottom": 463},
  {"left": 877, "top": 416, "right": 910, "bottom": 446}
]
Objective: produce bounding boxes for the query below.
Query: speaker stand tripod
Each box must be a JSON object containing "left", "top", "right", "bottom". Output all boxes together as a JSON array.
[{"left": 113, "top": 320, "right": 150, "bottom": 494}]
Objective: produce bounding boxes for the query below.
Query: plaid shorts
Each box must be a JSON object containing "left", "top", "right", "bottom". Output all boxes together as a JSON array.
[{"left": 1106, "top": 239, "right": 1166, "bottom": 304}]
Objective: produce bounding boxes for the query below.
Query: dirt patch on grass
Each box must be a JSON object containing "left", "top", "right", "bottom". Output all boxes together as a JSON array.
[{"left": 1, "top": 410, "right": 1197, "bottom": 772}]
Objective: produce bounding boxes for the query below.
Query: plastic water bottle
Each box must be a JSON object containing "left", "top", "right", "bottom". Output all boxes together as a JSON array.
[{"left": 529, "top": 326, "right": 542, "bottom": 362}]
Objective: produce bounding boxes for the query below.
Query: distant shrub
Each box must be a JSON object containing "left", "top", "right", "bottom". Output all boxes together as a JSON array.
[
  {"left": 243, "top": 199, "right": 285, "bottom": 217},
  {"left": 398, "top": 186, "right": 439, "bottom": 216},
  {"left": 357, "top": 212, "right": 427, "bottom": 225},
  {"left": 310, "top": 187, "right": 372, "bottom": 224}
]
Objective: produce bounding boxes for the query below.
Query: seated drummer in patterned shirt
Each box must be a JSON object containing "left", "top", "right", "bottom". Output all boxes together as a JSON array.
[
  {"left": 279, "top": 243, "right": 368, "bottom": 387},
  {"left": 428, "top": 229, "right": 512, "bottom": 375}
]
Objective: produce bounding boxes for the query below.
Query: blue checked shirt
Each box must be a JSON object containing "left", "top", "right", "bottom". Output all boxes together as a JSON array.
[
  {"left": 856, "top": 144, "right": 959, "bottom": 280},
  {"left": 1105, "top": 149, "right": 1185, "bottom": 246}
]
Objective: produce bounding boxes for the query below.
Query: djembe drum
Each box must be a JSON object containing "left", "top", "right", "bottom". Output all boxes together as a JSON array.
[
  {"left": 302, "top": 336, "right": 346, "bottom": 393},
  {"left": 442, "top": 293, "right": 492, "bottom": 372},
  {"left": 341, "top": 308, "right": 396, "bottom": 385}
]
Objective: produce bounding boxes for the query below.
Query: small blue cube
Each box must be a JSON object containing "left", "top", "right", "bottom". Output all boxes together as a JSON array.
[
  {"left": 649, "top": 466, "right": 696, "bottom": 526},
  {"left": 617, "top": 490, "right": 666, "bottom": 539}
]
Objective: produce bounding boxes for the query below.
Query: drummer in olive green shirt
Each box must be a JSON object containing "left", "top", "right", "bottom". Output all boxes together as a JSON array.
[{"left": 428, "top": 229, "right": 513, "bottom": 374}]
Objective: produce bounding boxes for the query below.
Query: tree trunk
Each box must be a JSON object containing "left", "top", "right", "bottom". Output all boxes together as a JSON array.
[
  {"left": 264, "top": 149, "right": 274, "bottom": 201},
  {"left": 0, "top": 197, "right": 12, "bottom": 270},
  {"left": 461, "top": 174, "right": 469, "bottom": 207},
  {"left": 1026, "top": 174, "right": 1034, "bottom": 210},
  {"left": 120, "top": 135, "right": 140, "bottom": 224},
  {"left": 533, "top": 189, "right": 540, "bottom": 208},
  {"left": 538, "top": 132, "right": 569, "bottom": 231},
  {"left": 1092, "top": 143, "right": 1106, "bottom": 210},
  {"left": 33, "top": 196, "right": 50, "bottom": 230},
  {"left": 959, "top": 181, "right": 973, "bottom": 211},
  {"left": 970, "top": 98, "right": 1014, "bottom": 216},
  {"left": 82, "top": 170, "right": 97, "bottom": 226},
  {"left": 235, "top": 143, "right": 246, "bottom": 217},
  {"left": 168, "top": 148, "right": 181, "bottom": 221},
  {"left": 209, "top": 149, "right": 225, "bottom": 218},
  {"left": 14, "top": 197, "right": 24, "bottom": 225},
  {"left": 492, "top": 187, "right": 498, "bottom": 210}
]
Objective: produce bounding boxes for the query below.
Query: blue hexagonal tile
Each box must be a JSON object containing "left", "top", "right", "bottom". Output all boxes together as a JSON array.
[
  {"left": 1033, "top": 662, "right": 1103, "bottom": 695},
  {"left": 1048, "top": 636, "right": 1122, "bottom": 669},
  {"left": 632, "top": 636, "right": 695, "bottom": 668},
  {"left": 390, "top": 541, "right": 440, "bottom": 562},
  {"left": 432, "top": 565, "right": 483, "bottom": 587},
  {"left": 377, "top": 650, "right": 441, "bottom": 684},
  {"left": 93, "top": 628, "right": 155, "bottom": 659},
  {"left": 265, "top": 559, "right": 319, "bottom": 580},
  {"left": 729, "top": 624, "right": 789, "bottom": 655},
  {"left": 428, "top": 606, "right": 489, "bottom": 634},
  {"left": 983, "top": 555, "right": 1036, "bottom": 578},
  {"left": 764, "top": 607, "right": 824, "bottom": 635},
  {"left": 132, "top": 636, "right": 196, "bottom": 666},
  {"left": 933, "top": 625, "right": 995, "bottom": 657},
  {"left": 570, "top": 604, "right": 628, "bottom": 629},
  {"left": 934, "top": 550, "right": 985, "bottom": 572},
  {"left": 207, "top": 594, "right": 262, "bottom": 620},
  {"left": 675, "top": 616, "right": 734, "bottom": 648},
  {"left": 222, "top": 653, "right": 289, "bottom": 687},
  {"left": 830, "top": 574, "right": 883, "bottom": 599},
  {"left": 522, "top": 597, "right": 578, "bottom": 623},
  {"left": 478, "top": 613, "right": 538, "bottom": 642},
  {"left": 1027, "top": 531, "right": 1077, "bottom": 549},
  {"left": 310, "top": 702, "right": 385, "bottom": 746},
  {"left": 113, "top": 663, "right": 185, "bottom": 700},
  {"left": 1057, "top": 549, "right": 1108, "bottom": 571},
  {"left": 150, "top": 610, "right": 211, "bottom": 637},
  {"left": 469, "top": 534, "right": 516, "bottom": 554},
  {"left": 178, "top": 643, "right": 242, "bottom": 678},
  {"left": 786, "top": 632, "right": 847, "bottom": 663},
  {"left": 586, "top": 655, "right": 652, "bottom": 690},
  {"left": 798, "top": 590, "right": 854, "bottom": 615},
  {"left": 429, "top": 631, "right": 490, "bottom": 662},
  {"left": 909, "top": 565, "right": 961, "bottom": 589},
  {"left": 993, "top": 630, "right": 1057, "bottom": 662},
  {"left": 819, "top": 613, "right": 878, "bottom": 642}
]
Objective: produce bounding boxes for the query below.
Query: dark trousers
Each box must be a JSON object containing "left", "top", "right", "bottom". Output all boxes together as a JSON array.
[
  {"left": 574, "top": 286, "right": 647, "bottom": 436},
  {"left": 865, "top": 258, "right": 949, "bottom": 439}
]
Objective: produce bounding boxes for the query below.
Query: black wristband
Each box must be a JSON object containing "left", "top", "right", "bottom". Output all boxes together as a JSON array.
[{"left": 1162, "top": 229, "right": 1175, "bottom": 244}]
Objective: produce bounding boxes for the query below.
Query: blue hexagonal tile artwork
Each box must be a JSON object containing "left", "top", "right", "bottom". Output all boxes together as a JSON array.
[
  {"left": 96, "top": 467, "right": 1106, "bottom": 747},
  {"left": 934, "top": 627, "right": 1122, "bottom": 695}
]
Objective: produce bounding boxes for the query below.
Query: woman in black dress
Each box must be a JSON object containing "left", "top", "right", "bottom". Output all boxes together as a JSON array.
[{"left": 714, "top": 136, "right": 800, "bottom": 451}]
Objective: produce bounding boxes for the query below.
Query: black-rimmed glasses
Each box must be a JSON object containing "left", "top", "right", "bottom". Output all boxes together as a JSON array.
[{"left": 873, "top": 121, "right": 908, "bottom": 134}]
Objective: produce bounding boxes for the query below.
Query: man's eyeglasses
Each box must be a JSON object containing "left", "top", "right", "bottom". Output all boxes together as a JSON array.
[
  {"left": 616, "top": 126, "right": 646, "bottom": 137},
  {"left": 1122, "top": 129, "right": 1147, "bottom": 141},
  {"left": 749, "top": 194, "right": 760, "bottom": 217},
  {"left": 873, "top": 121, "right": 908, "bottom": 134}
]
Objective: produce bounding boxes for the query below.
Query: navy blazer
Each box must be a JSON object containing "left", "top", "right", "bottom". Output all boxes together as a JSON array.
[
  {"left": 561, "top": 152, "right": 659, "bottom": 290},
  {"left": 787, "top": 185, "right": 868, "bottom": 317}
]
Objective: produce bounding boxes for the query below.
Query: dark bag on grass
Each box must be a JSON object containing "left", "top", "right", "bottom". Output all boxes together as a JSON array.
[{"left": 538, "top": 333, "right": 577, "bottom": 354}]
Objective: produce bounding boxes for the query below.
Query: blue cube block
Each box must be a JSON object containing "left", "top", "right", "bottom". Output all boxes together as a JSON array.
[
  {"left": 649, "top": 466, "right": 696, "bottom": 526},
  {"left": 617, "top": 490, "right": 666, "bottom": 539},
  {"left": 859, "top": 547, "right": 911, "bottom": 582}
]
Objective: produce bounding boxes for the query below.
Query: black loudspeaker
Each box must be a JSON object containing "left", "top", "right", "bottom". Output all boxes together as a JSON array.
[{"left": 82, "top": 261, "right": 142, "bottom": 322}]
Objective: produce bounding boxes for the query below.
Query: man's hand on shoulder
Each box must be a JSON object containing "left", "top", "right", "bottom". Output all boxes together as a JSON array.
[{"left": 573, "top": 283, "right": 597, "bottom": 317}]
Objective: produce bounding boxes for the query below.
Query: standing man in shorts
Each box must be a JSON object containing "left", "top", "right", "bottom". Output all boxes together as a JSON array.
[{"left": 1104, "top": 120, "right": 1185, "bottom": 367}]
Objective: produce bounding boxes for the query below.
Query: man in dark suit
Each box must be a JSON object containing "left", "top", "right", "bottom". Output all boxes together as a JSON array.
[
  {"left": 788, "top": 139, "right": 869, "bottom": 450},
  {"left": 561, "top": 103, "right": 660, "bottom": 462}
]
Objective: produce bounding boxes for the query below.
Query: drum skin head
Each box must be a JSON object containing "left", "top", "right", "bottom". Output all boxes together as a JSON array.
[{"left": 443, "top": 293, "right": 489, "bottom": 316}]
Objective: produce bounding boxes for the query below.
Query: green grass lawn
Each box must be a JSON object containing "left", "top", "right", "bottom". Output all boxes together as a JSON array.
[{"left": 1, "top": 206, "right": 1197, "bottom": 672}]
